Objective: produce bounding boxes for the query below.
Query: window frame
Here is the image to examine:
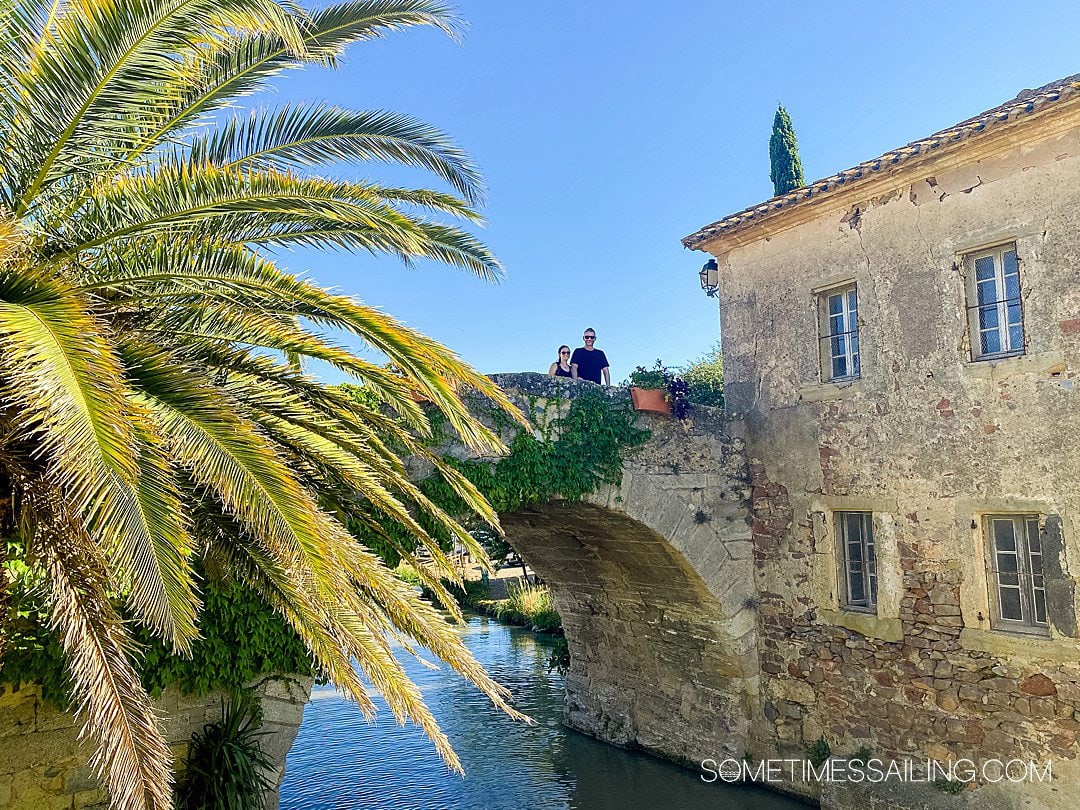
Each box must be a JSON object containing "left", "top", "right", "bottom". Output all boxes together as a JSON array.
[
  {"left": 983, "top": 514, "right": 1048, "bottom": 636},
  {"left": 817, "top": 282, "right": 861, "bottom": 383},
  {"left": 965, "top": 243, "right": 1025, "bottom": 361},
  {"left": 837, "top": 511, "right": 876, "bottom": 613}
]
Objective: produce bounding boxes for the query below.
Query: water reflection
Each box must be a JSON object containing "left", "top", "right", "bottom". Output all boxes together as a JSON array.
[{"left": 280, "top": 615, "right": 807, "bottom": 809}]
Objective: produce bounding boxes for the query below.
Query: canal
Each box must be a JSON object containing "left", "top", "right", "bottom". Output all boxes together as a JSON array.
[{"left": 279, "top": 614, "right": 809, "bottom": 809}]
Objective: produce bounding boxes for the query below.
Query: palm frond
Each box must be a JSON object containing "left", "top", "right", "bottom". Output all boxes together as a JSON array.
[
  {"left": 83, "top": 0, "right": 463, "bottom": 176},
  {"left": 0, "top": 261, "right": 138, "bottom": 487},
  {"left": 114, "top": 413, "right": 201, "bottom": 651},
  {"left": 0, "top": 259, "right": 201, "bottom": 650},
  {"left": 194, "top": 104, "right": 484, "bottom": 205},
  {"left": 13, "top": 0, "right": 309, "bottom": 212},
  {"left": 33, "top": 488, "right": 174, "bottom": 810},
  {"left": 51, "top": 164, "right": 428, "bottom": 261}
]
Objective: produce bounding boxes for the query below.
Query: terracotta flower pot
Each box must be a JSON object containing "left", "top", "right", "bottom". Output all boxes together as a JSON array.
[{"left": 630, "top": 387, "right": 671, "bottom": 415}]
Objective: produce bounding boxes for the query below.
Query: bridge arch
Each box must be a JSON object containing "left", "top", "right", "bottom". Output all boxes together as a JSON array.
[{"left": 482, "top": 376, "right": 760, "bottom": 766}]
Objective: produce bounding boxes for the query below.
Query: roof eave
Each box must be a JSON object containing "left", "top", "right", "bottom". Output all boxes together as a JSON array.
[{"left": 683, "top": 80, "right": 1080, "bottom": 254}]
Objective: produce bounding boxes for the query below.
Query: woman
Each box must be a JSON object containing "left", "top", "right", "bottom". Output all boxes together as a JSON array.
[{"left": 548, "top": 345, "right": 573, "bottom": 377}]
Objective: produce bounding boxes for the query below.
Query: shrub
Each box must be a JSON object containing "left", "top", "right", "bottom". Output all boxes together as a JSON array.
[
  {"left": 1, "top": 573, "right": 313, "bottom": 706},
  {"left": 175, "top": 690, "right": 273, "bottom": 810},
  {"left": 425, "top": 577, "right": 490, "bottom": 611},
  {"left": 547, "top": 636, "right": 570, "bottom": 675},
  {"left": 475, "top": 582, "right": 562, "bottom": 633},
  {"left": 681, "top": 344, "right": 724, "bottom": 407},
  {"left": 506, "top": 582, "right": 561, "bottom": 632},
  {"left": 806, "top": 736, "right": 832, "bottom": 768},
  {"left": 932, "top": 777, "right": 967, "bottom": 795},
  {"left": 848, "top": 746, "right": 873, "bottom": 769},
  {"left": 627, "top": 363, "right": 669, "bottom": 390},
  {"left": 394, "top": 563, "right": 423, "bottom": 587}
]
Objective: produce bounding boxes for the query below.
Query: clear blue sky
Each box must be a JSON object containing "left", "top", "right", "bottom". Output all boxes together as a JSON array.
[{"left": 269, "top": 1, "right": 1080, "bottom": 384}]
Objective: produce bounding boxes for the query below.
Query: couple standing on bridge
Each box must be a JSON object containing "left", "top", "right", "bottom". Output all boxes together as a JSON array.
[{"left": 547, "top": 327, "right": 610, "bottom": 386}]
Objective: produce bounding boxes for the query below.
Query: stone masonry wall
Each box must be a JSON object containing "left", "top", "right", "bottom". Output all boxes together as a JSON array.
[
  {"left": 0, "top": 674, "right": 311, "bottom": 809},
  {"left": 706, "top": 113, "right": 1080, "bottom": 807}
]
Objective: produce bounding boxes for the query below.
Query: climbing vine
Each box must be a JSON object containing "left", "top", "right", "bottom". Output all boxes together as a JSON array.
[
  {"left": 0, "top": 563, "right": 312, "bottom": 706},
  {"left": 357, "top": 386, "right": 650, "bottom": 566}
]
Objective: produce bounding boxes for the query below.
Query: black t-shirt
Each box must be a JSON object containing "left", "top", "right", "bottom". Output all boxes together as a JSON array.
[{"left": 570, "top": 347, "right": 609, "bottom": 384}]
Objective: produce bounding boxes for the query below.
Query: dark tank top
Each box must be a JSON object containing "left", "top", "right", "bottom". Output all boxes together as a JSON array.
[{"left": 554, "top": 363, "right": 573, "bottom": 378}]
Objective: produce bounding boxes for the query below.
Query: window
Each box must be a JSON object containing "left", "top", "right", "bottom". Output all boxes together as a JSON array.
[
  {"left": 966, "top": 244, "right": 1024, "bottom": 360},
  {"left": 818, "top": 284, "right": 860, "bottom": 381},
  {"left": 985, "top": 515, "right": 1047, "bottom": 634},
  {"left": 838, "top": 511, "right": 876, "bottom": 611}
]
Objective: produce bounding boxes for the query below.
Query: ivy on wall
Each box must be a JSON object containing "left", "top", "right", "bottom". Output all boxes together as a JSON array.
[
  {"left": 0, "top": 575, "right": 312, "bottom": 706},
  {"left": 441, "top": 387, "right": 649, "bottom": 511},
  {"left": 358, "top": 386, "right": 650, "bottom": 566}
]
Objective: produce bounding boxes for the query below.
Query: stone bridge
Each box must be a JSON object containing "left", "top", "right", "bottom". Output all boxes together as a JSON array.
[{"left": 434, "top": 373, "right": 759, "bottom": 767}]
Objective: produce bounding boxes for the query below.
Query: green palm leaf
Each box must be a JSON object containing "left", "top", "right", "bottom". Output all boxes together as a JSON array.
[
  {"left": 0, "top": 2, "right": 528, "bottom": 806},
  {"left": 12, "top": 0, "right": 309, "bottom": 211},
  {"left": 194, "top": 103, "right": 484, "bottom": 205},
  {"left": 0, "top": 261, "right": 137, "bottom": 486},
  {"left": 80, "top": 0, "right": 463, "bottom": 178}
]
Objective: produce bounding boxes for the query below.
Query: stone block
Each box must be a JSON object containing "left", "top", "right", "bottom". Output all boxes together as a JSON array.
[
  {"left": 11, "top": 768, "right": 75, "bottom": 810},
  {"left": 34, "top": 705, "right": 80, "bottom": 734},
  {"left": 0, "top": 685, "right": 37, "bottom": 709},
  {"left": 0, "top": 731, "right": 79, "bottom": 775},
  {"left": 0, "top": 695, "right": 38, "bottom": 739},
  {"left": 73, "top": 787, "right": 109, "bottom": 809},
  {"left": 256, "top": 674, "right": 314, "bottom": 704},
  {"left": 62, "top": 765, "right": 98, "bottom": 795},
  {"left": 1021, "top": 673, "right": 1058, "bottom": 696}
]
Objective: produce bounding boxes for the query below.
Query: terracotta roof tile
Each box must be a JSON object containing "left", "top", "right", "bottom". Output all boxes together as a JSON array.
[{"left": 682, "top": 74, "right": 1080, "bottom": 250}]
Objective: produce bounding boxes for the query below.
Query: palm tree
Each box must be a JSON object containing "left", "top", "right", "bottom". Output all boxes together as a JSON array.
[{"left": 0, "top": 2, "right": 527, "bottom": 808}]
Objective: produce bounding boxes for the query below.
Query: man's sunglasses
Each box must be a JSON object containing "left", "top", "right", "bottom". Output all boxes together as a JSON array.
[{"left": 583, "top": 335, "right": 596, "bottom": 340}]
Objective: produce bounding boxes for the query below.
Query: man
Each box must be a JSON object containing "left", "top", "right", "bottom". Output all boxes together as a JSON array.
[{"left": 570, "top": 328, "right": 610, "bottom": 386}]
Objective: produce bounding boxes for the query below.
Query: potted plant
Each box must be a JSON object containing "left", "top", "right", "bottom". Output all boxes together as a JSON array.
[
  {"left": 628, "top": 362, "right": 671, "bottom": 414},
  {"left": 627, "top": 361, "right": 691, "bottom": 418}
]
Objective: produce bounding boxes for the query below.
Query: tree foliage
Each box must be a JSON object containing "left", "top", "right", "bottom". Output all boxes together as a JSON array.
[
  {"left": 769, "top": 105, "right": 806, "bottom": 196},
  {"left": 0, "top": 2, "right": 530, "bottom": 808},
  {"left": 0, "top": 563, "right": 313, "bottom": 706},
  {"left": 681, "top": 344, "right": 724, "bottom": 407}
]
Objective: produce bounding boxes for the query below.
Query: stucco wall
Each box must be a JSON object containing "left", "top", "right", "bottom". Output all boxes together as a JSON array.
[
  {"left": 706, "top": 118, "right": 1080, "bottom": 805},
  {"left": 0, "top": 674, "right": 311, "bottom": 809}
]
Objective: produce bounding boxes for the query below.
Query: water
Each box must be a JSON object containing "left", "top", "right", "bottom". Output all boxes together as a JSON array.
[{"left": 279, "top": 615, "right": 807, "bottom": 810}]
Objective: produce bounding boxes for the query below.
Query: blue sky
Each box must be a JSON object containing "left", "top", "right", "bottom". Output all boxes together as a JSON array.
[{"left": 270, "top": 1, "right": 1080, "bottom": 383}]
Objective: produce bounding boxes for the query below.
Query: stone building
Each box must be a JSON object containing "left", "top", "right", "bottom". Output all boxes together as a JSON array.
[{"left": 684, "top": 75, "right": 1080, "bottom": 806}]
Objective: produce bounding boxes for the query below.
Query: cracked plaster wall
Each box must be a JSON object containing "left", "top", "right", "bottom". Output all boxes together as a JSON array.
[{"left": 706, "top": 122, "right": 1080, "bottom": 807}]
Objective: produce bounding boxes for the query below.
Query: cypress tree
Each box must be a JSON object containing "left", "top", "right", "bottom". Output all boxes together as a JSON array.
[{"left": 769, "top": 104, "right": 806, "bottom": 196}]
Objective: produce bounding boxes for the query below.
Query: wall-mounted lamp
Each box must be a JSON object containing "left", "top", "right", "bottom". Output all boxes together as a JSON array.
[{"left": 699, "top": 258, "right": 719, "bottom": 297}]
